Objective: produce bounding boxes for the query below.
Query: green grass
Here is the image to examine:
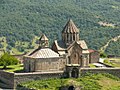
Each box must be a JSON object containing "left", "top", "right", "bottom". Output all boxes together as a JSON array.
[
  {"left": 98, "top": 73, "right": 120, "bottom": 90},
  {"left": 0, "top": 64, "right": 24, "bottom": 73},
  {"left": 11, "top": 48, "right": 24, "bottom": 55},
  {"left": 104, "top": 58, "right": 120, "bottom": 67},
  {"left": 19, "top": 73, "right": 120, "bottom": 90},
  {"left": 89, "top": 64, "right": 96, "bottom": 68}
]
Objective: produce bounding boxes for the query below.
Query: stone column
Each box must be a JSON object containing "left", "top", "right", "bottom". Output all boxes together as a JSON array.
[
  {"left": 86, "top": 54, "right": 89, "bottom": 67},
  {"left": 65, "top": 33, "right": 67, "bottom": 43},
  {"left": 77, "top": 33, "right": 79, "bottom": 40},
  {"left": 71, "top": 33, "right": 73, "bottom": 42},
  {"left": 69, "top": 71, "right": 72, "bottom": 78},
  {"left": 68, "top": 33, "right": 70, "bottom": 43},
  {"left": 75, "top": 33, "right": 77, "bottom": 41}
]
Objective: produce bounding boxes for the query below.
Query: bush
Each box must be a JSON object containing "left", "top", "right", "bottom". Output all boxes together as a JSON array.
[
  {"left": 0, "top": 43, "right": 4, "bottom": 48},
  {"left": 100, "top": 52, "right": 107, "bottom": 58},
  {"left": 0, "top": 53, "right": 19, "bottom": 69}
]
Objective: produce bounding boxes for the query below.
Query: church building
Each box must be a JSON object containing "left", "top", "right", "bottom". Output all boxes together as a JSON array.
[
  {"left": 52, "top": 19, "right": 90, "bottom": 67},
  {"left": 23, "top": 19, "right": 99, "bottom": 77}
]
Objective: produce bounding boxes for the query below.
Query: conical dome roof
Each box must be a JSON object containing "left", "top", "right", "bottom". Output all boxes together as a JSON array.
[
  {"left": 39, "top": 34, "right": 48, "bottom": 41},
  {"left": 62, "top": 19, "right": 79, "bottom": 33}
]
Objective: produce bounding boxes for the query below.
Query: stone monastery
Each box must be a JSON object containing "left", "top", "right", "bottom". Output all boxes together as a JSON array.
[{"left": 23, "top": 19, "right": 99, "bottom": 78}]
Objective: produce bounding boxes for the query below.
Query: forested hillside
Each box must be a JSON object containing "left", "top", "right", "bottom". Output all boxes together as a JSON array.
[{"left": 0, "top": 0, "right": 120, "bottom": 55}]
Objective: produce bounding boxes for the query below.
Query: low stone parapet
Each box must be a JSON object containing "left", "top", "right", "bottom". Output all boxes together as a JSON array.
[
  {"left": 1, "top": 68, "right": 120, "bottom": 89},
  {"left": 14, "top": 71, "right": 64, "bottom": 88},
  {"left": 80, "top": 68, "right": 120, "bottom": 78}
]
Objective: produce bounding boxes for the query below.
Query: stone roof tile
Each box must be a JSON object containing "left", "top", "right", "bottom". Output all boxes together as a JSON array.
[
  {"left": 77, "top": 40, "right": 88, "bottom": 49},
  {"left": 39, "top": 34, "right": 48, "bottom": 41},
  {"left": 28, "top": 48, "right": 59, "bottom": 58},
  {"left": 62, "top": 19, "right": 79, "bottom": 33}
]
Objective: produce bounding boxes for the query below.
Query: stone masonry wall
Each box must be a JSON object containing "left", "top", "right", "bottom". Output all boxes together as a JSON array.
[
  {"left": 14, "top": 71, "right": 64, "bottom": 88},
  {"left": 0, "top": 70, "right": 14, "bottom": 89},
  {"left": 81, "top": 68, "right": 120, "bottom": 78},
  {"left": 1, "top": 68, "right": 120, "bottom": 89}
]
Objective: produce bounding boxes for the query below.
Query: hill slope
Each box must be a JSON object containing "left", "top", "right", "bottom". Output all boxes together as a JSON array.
[
  {"left": 19, "top": 73, "right": 120, "bottom": 90},
  {"left": 0, "top": 0, "right": 120, "bottom": 55}
]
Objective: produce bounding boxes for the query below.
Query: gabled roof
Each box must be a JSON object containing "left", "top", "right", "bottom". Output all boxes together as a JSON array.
[
  {"left": 67, "top": 41, "right": 81, "bottom": 50},
  {"left": 67, "top": 41, "right": 89, "bottom": 54},
  {"left": 27, "top": 48, "right": 59, "bottom": 58},
  {"left": 82, "top": 50, "right": 89, "bottom": 54},
  {"left": 62, "top": 19, "right": 79, "bottom": 33},
  {"left": 39, "top": 34, "right": 48, "bottom": 41},
  {"left": 77, "top": 40, "right": 88, "bottom": 49},
  {"left": 53, "top": 40, "right": 88, "bottom": 51},
  {"left": 88, "top": 49, "right": 99, "bottom": 53}
]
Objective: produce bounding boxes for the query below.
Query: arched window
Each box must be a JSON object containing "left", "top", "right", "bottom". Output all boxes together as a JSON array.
[
  {"left": 68, "top": 56, "right": 71, "bottom": 64},
  {"left": 67, "top": 34, "right": 69, "bottom": 42},
  {"left": 73, "top": 34, "right": 75, "bottom": 41}
]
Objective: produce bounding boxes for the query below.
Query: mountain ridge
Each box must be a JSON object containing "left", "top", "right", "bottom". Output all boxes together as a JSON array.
[{"left": 0, "top": 0, "right": 120, "bottom": 55}]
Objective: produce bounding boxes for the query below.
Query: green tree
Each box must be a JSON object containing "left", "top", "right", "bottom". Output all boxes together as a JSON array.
[
  {"left": 100, "top": 52, "right": 107, "bottom": 58},
  {"left": 0, "top": 53, "right": 19, "bottom": 69}
]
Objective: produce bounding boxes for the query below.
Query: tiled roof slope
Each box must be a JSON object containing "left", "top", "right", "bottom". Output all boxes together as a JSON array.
[
  {"left": 77, "top": 40, "right": 88, "bottom": 49},
  {"left": 54, "top": 40, "right": 88, "bottom": 51},
  {"left": 28, "top": 48, "right": 59, "bottom": 58},
  {"left": 62, "top": 19, "right": 79, "bottom": 33},
  {"left": 39, "top": 34, "right": 48, "bottom": 41}
]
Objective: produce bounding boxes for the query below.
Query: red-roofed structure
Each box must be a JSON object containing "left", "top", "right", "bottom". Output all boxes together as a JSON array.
[{"left": 88, "top": 49, "right": 100, "bottom": 63}]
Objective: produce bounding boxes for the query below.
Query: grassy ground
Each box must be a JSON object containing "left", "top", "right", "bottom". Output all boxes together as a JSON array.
[
  {"left": 104, "top": 58, "right": 120, "bottom": 67},
  {"left": 99, "top": 77, "right": 120, "bottom": 90},
  {"left": 19, "top": 73, "right": 120, "bottom": 90},
  {"left": 89, "top": 64, "right": 96, "bottom": 68},
  {"left": 0, "top": 64, "right": 23, "bottom": 73}
]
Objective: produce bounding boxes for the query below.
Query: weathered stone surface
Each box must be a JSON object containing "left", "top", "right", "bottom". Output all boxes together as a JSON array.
[
  {"left": 0, "top": 70, "right": 14, "bottom": 89},
  {"left": 0, "top": 68, "right": 120, "bottom": 89},
  {"left": 81, "top": 68, "right": 120, "bottom": 78}
]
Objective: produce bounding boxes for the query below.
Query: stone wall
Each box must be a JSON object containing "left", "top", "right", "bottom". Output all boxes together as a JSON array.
[
  {"left": 81, "top": 68, "right": 120, "bottom": 78},
  {"left": 1, "top": 68, "right": 120, "bottom": 89},
  {"left": 24, "top": 57, "right": 66, "bottom": 72},
  {"left": 0, "top": 70, "right": 14, "bottom": 89},
  {"left": 14, "top": 71, "right": 64, "bottom": 88},
  {"left": 89, "top": 51, "right": 99, "bottom": 63},
  {"left": 0, "top": 70, "right": 64, "bottom": 89}
]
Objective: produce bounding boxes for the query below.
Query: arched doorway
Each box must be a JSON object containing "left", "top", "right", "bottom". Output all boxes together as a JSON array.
[
  {"left": 68, "top": 86, "right": 75, "bottom": 90},
  {"left": 71, "top": 68, "right": 79, "bottom": 78}
]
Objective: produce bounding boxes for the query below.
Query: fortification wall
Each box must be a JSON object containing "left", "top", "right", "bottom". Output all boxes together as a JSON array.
[
  {"left": 14, "top": 71, "right": 64, "bottom": 88},
  {"left": 81, "top": 68, "right": 120, "bottom": 78},
  {"left": 0, "top": 70, "right": 14, "bottom": 89},
  {"left": 1, "top": 68, "right": 120, "bottom": 89}
]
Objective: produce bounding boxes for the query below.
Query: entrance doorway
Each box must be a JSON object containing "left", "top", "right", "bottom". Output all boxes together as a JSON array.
[
  {"left": 68, "top": 86, "right": 74, "bottom": 90},
  {"left": 71, "top": 68, "right": 79, "bottom": 78}
]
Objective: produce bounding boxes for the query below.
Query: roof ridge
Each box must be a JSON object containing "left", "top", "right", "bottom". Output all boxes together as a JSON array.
[{"left": 39, "top": 34, "right": 48, "bottom": 41}]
